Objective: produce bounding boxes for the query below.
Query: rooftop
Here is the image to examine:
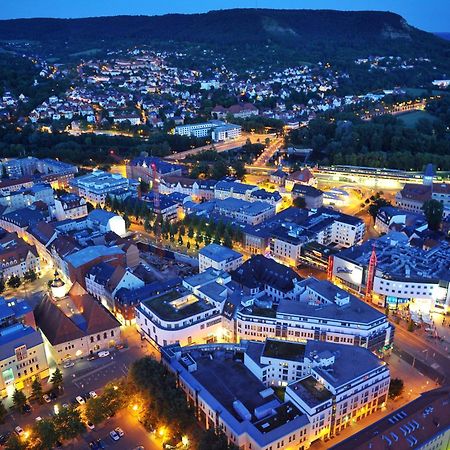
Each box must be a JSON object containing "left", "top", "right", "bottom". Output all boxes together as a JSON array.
[
  {"left": 331, "top": 386, "right": 450, "bottom": 450},
  {"left": 65, "top": 245, "right": 124, "bottom": 268},
  {"left": 199, "top": 243, "right": 242, "bottom": 263},
  {"left": 289, "top": 375, "right": 333, "bottom": 407},
  {"left": 143, "top": 288, "right": 215, "bottom": 322},
  {"left": 262, "top": 339, "right": 306, "bottom": 362}
]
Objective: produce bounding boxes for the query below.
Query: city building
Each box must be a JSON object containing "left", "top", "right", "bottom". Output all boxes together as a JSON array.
[
  {"left": 395, "top": 182, "right": 450, "bottom": 213},
  {"left": 0, "top": 297, "right": 50, "bottom": 396},
  {"left": 36, "top": 158, "right": 78, "bottom": 175},
  {"left": 214, "top": 180, "right": 258, "bottom": 201},
  {"left": 374, "top": 206, "right": 427, "bottom": 234},
  {"left": 199, "top": 243, "right": 243, "bottom": 273},
  {"left": 63, "top": 245, "right": 126, "bottom": 287},
  {"left": 0, "top": 232, "right": 40, "bottom": 280},
  {"left": 161, "top": 338, "right": 390, "bottom": 449},
  {"left": 86, "top": 209, "right": 126, "bottom": 237},
  {"left": 1, "top": 157, "right": 38, "bottom": 179},
  {"left": 54, "top": 193, "right": 88, "bottom": 221},
  {"left": 331, "top": 233, "right": 450, "bottom": 314},
  {"left": 192, "top": 198, "right": 276, "bottom": 226},
  {"left": 211, "top": 123, "right": 242, "bottom": 142},
  {"left": 285, "top": 168, "right": 317, "bottom": 191},
  {"left": 212, "top": 103, "right": 259, "bottom": 119},
  {"left": 332, "top": 385, "right": 450, "bottom": 450},
  {"left": 70, "top": 170, "right": 138, "bottom": 207},
  {"left": 34, "top": 283, "right": 121, "bottom": 363},
  {"left": 174, "top": 120, "right": 241, "bottom": 142},
  {"left": 292, "top": 184, "right": 324, "bottom": 209},
  {"left": 136, "top": 270, "right": 229, "bottom": 347},
  {"left": 126, "top": 157, "right": 183, "bottom": 185}
]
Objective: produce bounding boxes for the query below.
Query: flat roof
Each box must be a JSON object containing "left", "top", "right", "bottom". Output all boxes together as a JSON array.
[
  {"left": 199, "top": 243, "right": 242, "bottom": 263},
  {"left": 262, "top": 339, "right": 306, "bottom": 362},
  {"left": 289, "top": 375, "right": 333, "bottom": 407},
  {"left": 65, "top": 245, "right": 124, "bottom": 268},
  {"left": 143, "top": 288, "right": 214, "bottom": 321}
]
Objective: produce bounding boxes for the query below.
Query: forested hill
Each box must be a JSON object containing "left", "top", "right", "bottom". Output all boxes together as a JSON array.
[{"left": 0, "top": 9, "right": 449, "bottom": 62}]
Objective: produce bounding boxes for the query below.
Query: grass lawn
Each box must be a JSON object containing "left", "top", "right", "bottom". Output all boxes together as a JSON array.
[{"left": 398, "top": 110, "right": 437, "bottom": 127}]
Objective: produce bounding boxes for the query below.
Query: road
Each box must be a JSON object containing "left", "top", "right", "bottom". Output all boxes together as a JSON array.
[
  {"left": 0, "top": 326, "right": 159, "bottom": 447},
  {"left": 164, "top": 132, "right": 274, "bottom": 161},
  {"left": 252, "top": 136, "right": 284, "bottom": 167}
]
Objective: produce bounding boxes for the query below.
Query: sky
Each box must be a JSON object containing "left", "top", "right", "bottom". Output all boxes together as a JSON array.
[{"left": 1, "top": 0, "right": 449, "bottom": 32}]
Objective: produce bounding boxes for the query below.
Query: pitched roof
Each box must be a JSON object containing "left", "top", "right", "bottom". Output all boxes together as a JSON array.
[{"left": 34, "top": 296, "right": 84, "bottom": 345}]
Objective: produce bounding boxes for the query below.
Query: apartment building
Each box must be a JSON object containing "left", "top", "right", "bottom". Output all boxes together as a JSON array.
[{"left": 198, "top": 243, "right": 243, "bottom": 273}]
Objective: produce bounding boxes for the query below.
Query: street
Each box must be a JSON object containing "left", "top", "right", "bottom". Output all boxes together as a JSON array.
[{"left": 0, "top": 326, "right": 159, "bottom": 447}]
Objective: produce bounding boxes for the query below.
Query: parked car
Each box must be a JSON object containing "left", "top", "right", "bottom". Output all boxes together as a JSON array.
[
  {"left": 89, "top": 441, "right": 98, "bottom": 449},
  {"left": 96, "top": 439, "right": 106, "bottom": 449},
  {"left": 115, "top": 427, "right": 124, "bottom": 437},
  {"left": 22, "top": 403, "right": 32, "bottom": 414},
  {"left": 87, "top": 421, "right": 95, "bottom": 430},
  {"left": 98, "top": 350, "right": 110, "bottom": 358},
  {"left": 89, "top": 391, "right": 98, "bottom": 399},
  {"left": 49, "top": 391, "right": 58, "bottom": 400},
  {"left": 87, "top": 354, "right": 97, "bottom": 361},
  {"left": 0, "top": 432, "right": 11, "bottom": 444},
  {"left": 14, "top": 426, "right": 24, "bottom": 437},
  {"left": 76, "top": 396, "right": 85, "bottom": 405},
  {"left": 109, "top": 430, "right": 120, "bottom": 441},
  {"left": 63, "top": 361, "right": 75, "bottom": 369},
  {"left": 35, "top": 416, "right": 42, "bottom": 422},
  {"left": 43, "top": 394, "right": 51, "bottom": 403}
]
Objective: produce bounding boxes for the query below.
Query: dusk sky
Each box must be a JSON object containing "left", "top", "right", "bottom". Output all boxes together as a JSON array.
[{"left": 1, "top": 0, "right": 449, "bottom": 32}]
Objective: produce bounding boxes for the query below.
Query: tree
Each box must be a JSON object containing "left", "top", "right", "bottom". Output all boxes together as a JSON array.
[
  {"left": 50, "top": 368, "right": 63, "bottom": 392},
  {"left": 4, "top": 435, "right": 27, "bottom": 450},
  {"left": 85, "top": 396, "right": 108, "bottom": 425},
  {"left": 31, "top": 378, "right": 43, "bottom": 403},
  {"left": 34, "top": 418, "right": 58, "bottom": 449},
  {"left": 223, "top": 233, "right": 233, "bottom": 249},
  {"left": 7, "top": 276, "right": 21, "bottom": 289},
  {"left": 123, "top": 214, "right": 131, "bottom": 230},
  {"left": 0, "top": 400, "right": 7, "bottom": 424},
  {"left": 197, "top": 429, "right": 237, "bottom": 450},
  {"left": 389, "top": 378, "right": 404, "bottom": 399},
  {"left": 368, "top": 198, "right": 391, "bottom": 221},
  {"left": 187, "top": 227, "right": 194, "bottom": 239},
  {"left": 24, "top": 269, "right": 37, "bottom": 283},
  {"left": 53, "top": 406, "right": 85, "bottom": 440},
  {"left": 12, "top": 389, "right": 27, "bottom": 410},
  {"left": 0, "top": 278, "right": 4, "bottom": 294},
  {"left": 422, "top": 199, "right": 444, "bottom": 231}
]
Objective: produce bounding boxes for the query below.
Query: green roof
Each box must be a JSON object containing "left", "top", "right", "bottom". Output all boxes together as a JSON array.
[{"left": 144, "top": 289, "right": 214, "bottom": 322}]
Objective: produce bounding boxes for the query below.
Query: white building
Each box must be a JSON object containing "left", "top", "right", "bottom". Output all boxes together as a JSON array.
[
  {"left": 332, "top": 233, "right": 450, "bottom": 314},
  {"left": 54, "top": 193, "right": 88, "bottom": 221},
  {"left": 174, "top": 120, "right": 241, "bottom": 141},
  {"left": 161, "top": 338, "right": 389, "bottom": 449},
  {"left": 86, "top": 209, "right": 126, "bottom": 237},
  {"left": 199, "top": 243, "right": 243, "bottom": 273},
  {"left": 70, "top": 170, "right": 138, "bottom": 207}
]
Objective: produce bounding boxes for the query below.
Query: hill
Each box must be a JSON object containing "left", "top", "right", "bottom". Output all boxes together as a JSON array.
[{"left": 0, "top": 9, "right": 449, "bottom": 65}]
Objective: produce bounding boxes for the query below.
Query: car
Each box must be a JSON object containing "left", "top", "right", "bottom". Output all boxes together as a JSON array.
[
  {"left": 132, "top": 447, "right": 144, "bottom": 450},
  {"left": 43, "top": 394, "right": 51, "bottom": 403},
  {"left": 0, "top": 432, "right": 11, "bottom": 445},
  {"left": 49, "top": 391, "right": 58, "bottom": 400},
  {"left": 63, "top": 361, "right": 75, "bottom": 369},
  {"left": 96, "top": 439, "right": 106, "bottom": 449},
  {"left": 35, "top": 416, "right": 42, "bottom": 422},
  {"left": 22, "top": 403, "right": 32, "bottom": 414},
  {"left": 114, "top": 427, "right": 124, "bottom": 437},
  {"left": 89, "top": 391, "right": 98, "bottom": 399},
  {"left": 62, "top": 403, "right": 69, "bottom": 409},
  {"left": 109, "top": 430, "right": 120, "bottom": 441},
  {"left": 14, "top": 426, "right": 24, "bottom": 437},
  {"left": 115, "top": 343, "right": 125, "bottom": 350},
  {"left": 86, "top": 421, "right": 95, "bottom": 430},
  {"left": 76, "top": 396, "right": 85, "bottom": 405},
  {"left": 98, "top": 350, "right": 110, "bottom": 358},
  {"left": 89, "top": 441, "right": 98, "bottom": 449},
  {"left": 87, "top": 354, "right": 97, "bottom": 361}
]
